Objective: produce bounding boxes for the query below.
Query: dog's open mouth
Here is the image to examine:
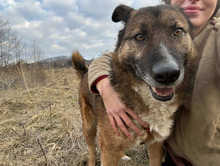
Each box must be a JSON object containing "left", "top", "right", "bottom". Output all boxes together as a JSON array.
[{"left": 149, "top": 86, "right": 174, "bottom": 102}]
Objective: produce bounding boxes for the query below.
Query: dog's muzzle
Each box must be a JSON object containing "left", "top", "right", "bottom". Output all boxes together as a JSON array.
[
  {"left": 135, "top": 53, "right": 183, "bottom": 102},
  {"left": 149, "top": 64, "right": 180, "bottom": 102}
]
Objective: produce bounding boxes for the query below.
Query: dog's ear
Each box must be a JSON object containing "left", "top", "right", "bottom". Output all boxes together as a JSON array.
[{"left": 112, "top": 5, "right": 134, "bottom": 23}]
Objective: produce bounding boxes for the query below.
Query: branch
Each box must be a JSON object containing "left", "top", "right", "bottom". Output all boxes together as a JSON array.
[{"left": 37, "top": 138, "right": 48, "bottom": 164}]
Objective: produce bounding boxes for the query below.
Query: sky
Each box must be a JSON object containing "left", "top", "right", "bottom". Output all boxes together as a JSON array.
[{"left": 0, "top": 0, "right": 162, "bottom": 60}]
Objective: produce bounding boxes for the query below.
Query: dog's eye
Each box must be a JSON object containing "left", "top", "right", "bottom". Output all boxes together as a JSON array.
[
  {"left": 135, "top": 34, "right": 145, "bottom": 41},
  {"left": 173, "top": 29, "right": 183, "bottom": 37}
]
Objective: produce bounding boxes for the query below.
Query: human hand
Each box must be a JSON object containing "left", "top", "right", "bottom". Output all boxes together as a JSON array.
[{"left": 96, "top": 77, "right": 149, "bottom": 138}]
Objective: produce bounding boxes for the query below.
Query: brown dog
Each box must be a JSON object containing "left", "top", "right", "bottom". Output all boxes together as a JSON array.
[{"left": 72, "top": 4, "right": 197, "bottom": 166}]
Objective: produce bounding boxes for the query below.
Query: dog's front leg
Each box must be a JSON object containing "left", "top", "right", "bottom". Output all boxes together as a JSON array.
[
  {"left": 101, "top": 150, "right": 123, "bottom": 166},
  {"left": 148, "top": 141, "right": 164, "bottom": 166}
]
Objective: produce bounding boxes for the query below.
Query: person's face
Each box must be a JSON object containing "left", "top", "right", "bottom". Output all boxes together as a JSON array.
[{"left": 171, "top": 0, "right": 217, "bottom": 33}]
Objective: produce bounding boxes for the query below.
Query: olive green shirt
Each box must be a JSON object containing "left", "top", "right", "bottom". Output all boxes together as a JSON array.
[{"left": 167, "top": 11, "right": 220, "bottom": 166}]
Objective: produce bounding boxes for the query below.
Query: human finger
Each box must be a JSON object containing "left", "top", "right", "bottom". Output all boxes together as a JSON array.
[
  {"left": 119, "top": 111, "right": 142, "bottom": 135},
  {"left": 108, "top": 114, "right": 120, "bottom": 135},
  {"left": 126, "top": 108, "right": 149, "bottom": 129},
  {"left": 114, "top": 115, "right": 132, "bottom": 138}
]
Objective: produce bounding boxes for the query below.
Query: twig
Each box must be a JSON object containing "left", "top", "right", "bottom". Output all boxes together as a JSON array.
[
  {"left": 19, "top": 123, "right": 27, "bottom": 138},
  {"left": 37, "top": 138, "right": 48, "bottom": 164},
  {"left": 19, "top": 62, "right": 30, "bottom": 96},
  {"left": 49, "top": 105, "right": 53, "bottom": 128},
  {"left": 10, "top": 128, "right": 24, "bottom": 140},
  {"left": 2, "top": 79, "right": 16, "bottom": 89}
]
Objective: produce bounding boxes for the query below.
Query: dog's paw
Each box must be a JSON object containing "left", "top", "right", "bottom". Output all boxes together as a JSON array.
[{"left": 121, "top": 155, "right": 131, "bottom": 161}]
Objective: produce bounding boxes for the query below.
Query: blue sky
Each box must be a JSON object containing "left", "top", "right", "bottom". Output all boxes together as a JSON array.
[{"left": 0, "top": 0, "right": 162, "bottom": 59}]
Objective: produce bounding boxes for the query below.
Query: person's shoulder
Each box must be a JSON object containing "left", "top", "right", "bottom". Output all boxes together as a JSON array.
[
  {"left": 207, "top": 17, "right": 220, "bottom": 42},
  {"left": 103, "top": 52, "right": 114, "bottom": 57},
  {"left": 211, "top": 17, "right": 220, "bottom": 52},
  {"left": 211, "top": 17, "right": 220, "bottom": 32}
]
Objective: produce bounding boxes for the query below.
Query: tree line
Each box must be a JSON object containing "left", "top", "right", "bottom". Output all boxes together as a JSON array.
[{"left": 0, "top": 14, "right": 44, "bottom": 66}]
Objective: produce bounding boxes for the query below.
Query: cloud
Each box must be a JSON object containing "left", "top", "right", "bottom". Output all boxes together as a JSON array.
[
  {"left": 131, "top": 0, "right": 163, "bottom": 9},
  {"left": 0, "top": 0, "right": 161, "bottom": 59},
  {"left": 76, "top": 0, "right": 133, "bottom": 20},
  {"left": 42, "top": 0, "right": 77, "bottom": 16}
]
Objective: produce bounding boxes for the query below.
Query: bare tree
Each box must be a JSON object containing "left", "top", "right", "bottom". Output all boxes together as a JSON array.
[
  {"left": 29, "top": 41, "right": 44, "bottom": 63},
  {"left": 0, "top": 14, "right": 45, "bottom": 66},
  {"left": 0, "top": 14, "right": 12, "bottom": 66},
  {"left": 12, "top": 33, "right": 25, "bottom": 62},
  {"left": 0, "top": 14, "right": 26, "bottom": 65}
]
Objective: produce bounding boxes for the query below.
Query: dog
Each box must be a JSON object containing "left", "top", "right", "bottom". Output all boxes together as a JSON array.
[{"left": 72, "top": 4, "right": 197, "bottom": 166}]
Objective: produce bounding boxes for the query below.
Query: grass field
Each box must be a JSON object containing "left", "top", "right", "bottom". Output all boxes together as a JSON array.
[{"left": 0, "top": 67, "right": 149, "bottom": 166}]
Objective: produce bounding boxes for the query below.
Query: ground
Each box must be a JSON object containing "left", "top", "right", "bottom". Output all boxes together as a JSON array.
[{"left": 0, "top": 67, "right": 149, "bottom": 166}]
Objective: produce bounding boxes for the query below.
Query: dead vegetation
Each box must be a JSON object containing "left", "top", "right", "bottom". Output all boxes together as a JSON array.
[{"left": 0, "top": 65, "right": 149, "bottom": 166}]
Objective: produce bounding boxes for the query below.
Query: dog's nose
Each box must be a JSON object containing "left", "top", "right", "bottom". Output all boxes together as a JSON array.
[{"left": 152, "top": 64, "right": 180, "bottom": 85}]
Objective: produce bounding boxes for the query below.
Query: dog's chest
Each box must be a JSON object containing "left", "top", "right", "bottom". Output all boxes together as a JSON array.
[
  {"left": 133, "top": 83, "right": 179, "bottom": 142},
  {"left": 140, "top": 104, "right": 177, "bottom": 143}
]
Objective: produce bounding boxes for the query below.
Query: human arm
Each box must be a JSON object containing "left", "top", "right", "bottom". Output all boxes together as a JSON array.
[{"left": 88, "top": 53, "right": 149, "bottom": 138}]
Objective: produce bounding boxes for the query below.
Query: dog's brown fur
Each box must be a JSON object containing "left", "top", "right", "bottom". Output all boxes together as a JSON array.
[{"left": 72, "top": 5, "right": 197, "bottom": 166}]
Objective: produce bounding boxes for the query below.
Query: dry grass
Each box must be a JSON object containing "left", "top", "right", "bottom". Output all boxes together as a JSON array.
[
  {"left": 0, "top": 67, "right": 149, "bottom": 166},
  {"left": 0, "top": 62, "right": 47, "bottom": 91}
]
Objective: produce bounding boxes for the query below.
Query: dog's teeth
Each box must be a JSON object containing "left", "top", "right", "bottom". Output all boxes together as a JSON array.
[
  {"left": 152, "top": 87, "right": 162, "bottom": 96},
  {"left": 152, "top": 87, "right": 157, "bottom": 93},
  {"left": 151, "top": 87, "right": 173, "bottom": 97},
  {"left": 152, "top": 87, "right": 159, "bottom": 95}
]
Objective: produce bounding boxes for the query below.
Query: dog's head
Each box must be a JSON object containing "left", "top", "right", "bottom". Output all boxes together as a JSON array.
[{"left": 112, "top": 5, "right": 195, "bottom": 102}]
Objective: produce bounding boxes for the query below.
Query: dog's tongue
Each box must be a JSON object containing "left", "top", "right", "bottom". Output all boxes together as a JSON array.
[{"left": 154, "top": 87, "right": 173, "bottom": 96}]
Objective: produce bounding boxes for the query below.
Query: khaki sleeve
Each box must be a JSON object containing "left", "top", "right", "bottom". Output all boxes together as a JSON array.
[{"left": 88, "top": 52, "right": 113, "bottom": 93}]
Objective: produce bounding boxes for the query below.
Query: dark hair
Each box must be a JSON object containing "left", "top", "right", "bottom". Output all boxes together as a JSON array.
[{"left": 164, "top": 0, "right": 220, "bottom": 17}]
